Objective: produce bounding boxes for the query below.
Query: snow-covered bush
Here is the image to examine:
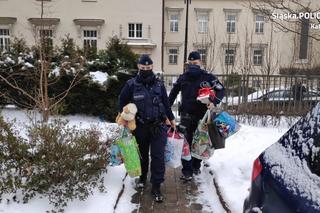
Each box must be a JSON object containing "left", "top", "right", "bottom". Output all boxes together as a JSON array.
[{"left": 0, "top": 118, "right": 110, "bottom": 212}]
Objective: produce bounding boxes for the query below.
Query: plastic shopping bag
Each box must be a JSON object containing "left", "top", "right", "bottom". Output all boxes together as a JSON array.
[
  {"left": 191, "top": 110, "right": 214, "bottom": 160},
  {"left": 110, "top": 143, "right": 124, "bottom": 166},
  {"left": 181, "top": 139, "right": 191, "bottom": 161},
  {"left": 116, "top": 127, "right": 141, "bottom": 177},
  {"left": 165, "top": 129, "right": 184, "bottom": 168}
]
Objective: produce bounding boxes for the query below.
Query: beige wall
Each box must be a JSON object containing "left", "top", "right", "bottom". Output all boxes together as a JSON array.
[
  {"left": 0, "top": 0, "right": 163, "bottom": 71},
  {"left": 164, "top": 0, "right": 320, "bottom": 75},
  {"left": 1, "top": 0, "right": 320, "bottom": 75}
]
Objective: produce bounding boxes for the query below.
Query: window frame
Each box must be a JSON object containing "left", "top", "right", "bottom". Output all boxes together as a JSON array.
[
  {"left": 197, "top": 14, "right": 208, "bottom": 33},
  {"left": 39, "top": 28, "right": 53, "bottom": 48},
  {"left": 0, "top": 28, "right": 10, "bottom": 52},
  {"left": 83, "top": 29, "right": 98, "bottom": 50},
  {"left": 197, "top": 48, "right": 207, "bottom": 64},
  {"left": 169, "top": 14, "right": 179, "bottom": 32},
  {"left": 255, "top": 15, "right": 265, "bottom": 34},
  {"left": 168, "top": 48, "right": 178, "bottom": 65},
  {"left": 253, "top": 48, "right": 263, "bottom": 66},
  {"left": 225, "top": 48, "right": 235, "bottom": 65},
  {"left": 128, "top": 23, "right": 143, "bottom": 39},
  {"left": 226, "top": 14, "right": 236, "bottom": 33}
]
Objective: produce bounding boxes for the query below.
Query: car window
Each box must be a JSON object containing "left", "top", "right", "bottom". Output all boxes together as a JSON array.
[
  {"left": 266, "top": 90, "right": 285, "bottom": 99},
  {"left": 305, "top": 91, "right": 320, "bottom": 98},
  {"left": 283, "top": 90, "right": 292, "bottom": 98}
]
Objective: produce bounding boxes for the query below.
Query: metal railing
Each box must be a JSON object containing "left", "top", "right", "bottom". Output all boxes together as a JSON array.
[{"left": 163, "top": 74, "right": 320, "bottom": 116}]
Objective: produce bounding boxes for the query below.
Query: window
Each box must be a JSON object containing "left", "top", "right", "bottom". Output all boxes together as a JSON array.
[
  {"left": 225, "top": 48, "right": 235, "bottom": 65},
  {"left": 83, "top": 30, "right": 97, "bottom": 50},
  {"left": 128, "top": 23, "right": 142, "bottom": 38},
  {"left": 39, "top": 29, "right": 53, "bottom": 48},
  {"left": 198, "top": 48, "right": 207, "bottom": 64},
  {"left": 0, "top": 29, "right": 10, "bottom": 52},
  {"left": 169, "top": 48, "right": 178, "bottom": 64},
  {"left": 255, "top": 15, "right": 265, "bottom": 33},
  {"left": 198, "top": 15, "right": 208, "bottom": 33},
  {"left": 253, "top": 49, "right": 263, "bottom": 65},
  {"left": 227, "top": 15, "right": 236, "bottom": 33},
  {"left": 169, "top": 14, "right": 179, "bottom": 32}
]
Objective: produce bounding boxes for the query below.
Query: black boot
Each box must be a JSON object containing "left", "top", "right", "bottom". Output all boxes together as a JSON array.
[
  {"left": 151, "top": 183, "right": 164, "bottom": 203},
  {"left": 137, "top": 175, "right": 146, "bottom": 189}
]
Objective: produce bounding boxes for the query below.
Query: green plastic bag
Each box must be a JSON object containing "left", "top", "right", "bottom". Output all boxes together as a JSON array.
[{"left": 116, "top": 127, "right": 141, "bottom": 177}]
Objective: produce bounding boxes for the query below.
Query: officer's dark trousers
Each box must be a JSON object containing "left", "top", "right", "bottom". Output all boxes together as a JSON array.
[
  {"left": 180, "top": 114, "right": 202, "bottom": 176},
  {"left": 133, "top": 123, "right": 167, "bottom": 185}
]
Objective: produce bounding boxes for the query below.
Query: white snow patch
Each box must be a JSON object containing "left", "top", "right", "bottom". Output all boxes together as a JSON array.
[{"left": 89, "top": 71, "right": 108, "bottom": 85}]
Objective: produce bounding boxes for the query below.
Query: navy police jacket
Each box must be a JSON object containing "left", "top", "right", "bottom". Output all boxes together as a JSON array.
[
  {"left": 168, "top": 64, "right": 225, "bottom": 116},
  {"left": 119, "top": 74, "right": 175, "bottom": 123}
]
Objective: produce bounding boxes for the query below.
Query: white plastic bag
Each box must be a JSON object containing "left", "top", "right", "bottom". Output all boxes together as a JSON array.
[{"left": 165, "top": 129, "right": 184, "bottom": 168}]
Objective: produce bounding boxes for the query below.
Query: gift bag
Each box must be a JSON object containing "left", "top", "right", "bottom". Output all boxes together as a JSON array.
[
  {"left": 213, "top": 111, "right": 240, "bottom": 138},
  {"left": 116, "top": 127, "right": 141, "bottom": 177},
  {"left": 165, "top": 129, "right": 184, "bottom": 168},
  {"left": 191, "top": 110, "right": 215, "bottom": 160},
  {"left": 207, "top": 121, "right": 225, "bottom": 149},
  {"left": 110, "top": 144, "right": 123, "bottom": 166}
]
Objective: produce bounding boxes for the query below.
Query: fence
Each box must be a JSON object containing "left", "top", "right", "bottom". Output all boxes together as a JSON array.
[{"left": 163, "top": 74, "right": 320, "bottom": 116}]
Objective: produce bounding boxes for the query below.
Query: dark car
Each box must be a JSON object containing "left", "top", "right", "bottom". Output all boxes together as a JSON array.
[
  {"left": 250, "top": 88, "right": 320, "bottom": 105},
  {"left": 243, "top": 102, "right": 320, "bottom": 213}
]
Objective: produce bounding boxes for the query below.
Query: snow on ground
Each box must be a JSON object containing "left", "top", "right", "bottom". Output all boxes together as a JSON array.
[
  {"left": 193, "top": 170, "right": 226, "bottom": 212},
  {"left": 0, "top": 109, "right": 291, "bottom": 213},
  {"left": 204, "top": 124, "right": 289, "bottom": 213},
  {"left": 0, "top": 166, "right": 134, "bottom": 213}
]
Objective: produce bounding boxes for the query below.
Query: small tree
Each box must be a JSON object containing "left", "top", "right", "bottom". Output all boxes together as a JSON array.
[{"left": 0, "top": 1, "right": 85, "bottom": 122}]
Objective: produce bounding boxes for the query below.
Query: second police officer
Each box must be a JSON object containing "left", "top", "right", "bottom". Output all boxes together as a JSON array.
[{"left": 169, "top": 51, "right": 225, "bottom": 181}]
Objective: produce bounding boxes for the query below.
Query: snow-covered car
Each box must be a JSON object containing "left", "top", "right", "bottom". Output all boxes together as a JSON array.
[{"left": 243, "top": 102, "right": 320, "bottom": 213}]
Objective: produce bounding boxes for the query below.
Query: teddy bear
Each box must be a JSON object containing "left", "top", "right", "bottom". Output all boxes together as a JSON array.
[{"left": 116, "top": 103, "right": 138, "bottom": 131}]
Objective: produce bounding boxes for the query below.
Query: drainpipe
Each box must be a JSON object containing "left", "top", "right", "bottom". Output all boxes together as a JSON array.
[
  {"left": 183, "top": 0, "right": 191, "bottom": 63},
  {"left": 161, "top": 0, "right": 165, "bottom": 73}
]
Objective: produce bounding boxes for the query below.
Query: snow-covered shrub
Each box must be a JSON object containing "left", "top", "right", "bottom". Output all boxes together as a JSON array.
[
  {"left": 0, "top": 117, "right": 30, "bottom": 198},
  {"left": 0, "top": 118, "right": 110, "bottom": 212}
]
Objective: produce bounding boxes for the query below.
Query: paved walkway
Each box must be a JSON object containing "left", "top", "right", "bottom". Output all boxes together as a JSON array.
[{"left": 131, "top": 167, "right": 210, "bottom": 213}]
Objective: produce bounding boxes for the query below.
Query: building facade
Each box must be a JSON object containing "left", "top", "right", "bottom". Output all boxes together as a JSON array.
[
  {"left": 0, "top": 0, "right": 163, "bottom": 71},
  {"left": 164, "top": 0, "right": 320, "bottom": 75},
  {"left": 1, "top": 0, "right": 319, "bottom": 75}
]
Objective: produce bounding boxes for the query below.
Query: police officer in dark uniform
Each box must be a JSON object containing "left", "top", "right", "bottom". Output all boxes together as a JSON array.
[
  {"left": 169, "top": 51, "right": 225, "bottom": 181},
  {"left": 119, "top": 54, "right": 176, "bottom": 202}
]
